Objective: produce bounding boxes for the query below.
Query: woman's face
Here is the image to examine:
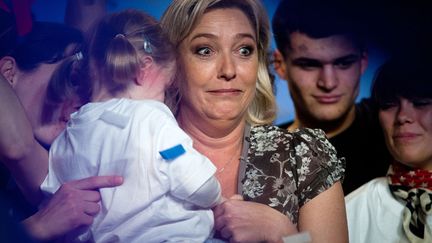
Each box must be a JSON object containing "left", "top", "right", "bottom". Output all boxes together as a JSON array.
[
  {"left": 379, "top": 97, "right": 432, "bottom": 170},
  {"left": 14, "top": 44, "right": 83, "bottom": 147},
  {"left": 15, "top": 62, "right": 77, "bottom": 147},
  {"left": 178, "top": 8, "right": 258, "bottom": 123}
]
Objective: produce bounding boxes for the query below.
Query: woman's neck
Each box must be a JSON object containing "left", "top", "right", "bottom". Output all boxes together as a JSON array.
[
  {"left": 177, "top": 108, "right": 246, "bottom": 151},
  {"left": 177, "top": 108, "right": 246, "bottom": 198}
]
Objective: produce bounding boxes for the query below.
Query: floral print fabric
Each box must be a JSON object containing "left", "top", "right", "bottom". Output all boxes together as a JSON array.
[{"left": 241, "top": 125, "right": 345, "bottom": 224}]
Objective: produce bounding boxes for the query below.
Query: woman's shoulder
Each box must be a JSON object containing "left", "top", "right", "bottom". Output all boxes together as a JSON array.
[
  {"left": 345, "top": 177, "right": 403, "bottom": 242},
  {"left": 249, "top": 125, "right": 333, "bottom": 150},
  {"left": 250, "top": 124, "right": 326, "bottom": 136},
  {"left": 243, "top": 125, "right": 345, "bottom": 222},
  {"left": 345, "top": 177, "right": 390, "bottom": 204}
]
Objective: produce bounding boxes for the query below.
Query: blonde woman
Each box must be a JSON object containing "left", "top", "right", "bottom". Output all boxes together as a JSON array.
[{"left": 161, "top": 0, "right": 347, "bottom": 242}]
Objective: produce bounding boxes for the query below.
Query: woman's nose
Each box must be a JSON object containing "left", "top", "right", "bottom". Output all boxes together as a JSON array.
[
  {"left": 396, "top": 99, "right": 415, "bottom": 124},
  {"left": 217, "top": 53, "right": 236, "bottom": 81}
]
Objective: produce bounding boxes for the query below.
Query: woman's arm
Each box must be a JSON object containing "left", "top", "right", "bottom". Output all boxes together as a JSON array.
[
  {"left": 213, "top": 195, "right": 298, "bottom": 243},
  {"left": 298, "top": 181, "right": 348, "bottom": 243},
  {"left": 0, "top": 74, "right": 48, "bottom": 205},
  {"left": 213, "top": 183, "right": 347, "bottom": 243}
]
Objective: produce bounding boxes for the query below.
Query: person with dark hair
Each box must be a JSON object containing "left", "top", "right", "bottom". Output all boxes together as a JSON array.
[
  {"left": 346, "top": 56, "right": 432, "bottom": 242},
  {"left": 0, "top": 8, "right": 17, "bottom": 57},
  {"left": 2, "top": 21, "right": 84, "bottom": 148},
  {"left": 272, "top": 0, "right": 391, "bottom": 195},
  {"left": 0, "top": 21, "right": 122, "bottom": 242}
]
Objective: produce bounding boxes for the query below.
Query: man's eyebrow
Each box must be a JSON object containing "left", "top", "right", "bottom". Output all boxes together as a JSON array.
[
  {"left": 333, "top": 54, "right": 361, "bottom": 63},
  {"left": 291, "top": 57, "right": 322, "bottom": 66},
  {"left": 291, "top": 54, "right": 361, "bottom": 65}
]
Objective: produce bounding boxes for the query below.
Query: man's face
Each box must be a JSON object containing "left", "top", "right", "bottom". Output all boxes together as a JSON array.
[{"left": 274, "top": 32, "right": 368, "bottom": 123}]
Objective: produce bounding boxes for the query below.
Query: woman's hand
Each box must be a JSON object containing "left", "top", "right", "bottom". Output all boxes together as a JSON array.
[
  {"left": 213, "top": 194, "right": 298, "bottom": 243},
  {"left": 22, "top": 175, "right": 123, "bottom": 241}
]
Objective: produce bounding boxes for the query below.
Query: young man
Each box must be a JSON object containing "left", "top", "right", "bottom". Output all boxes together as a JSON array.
[{"left": 272, "top": 0, "right": 391, "bottom": 194}]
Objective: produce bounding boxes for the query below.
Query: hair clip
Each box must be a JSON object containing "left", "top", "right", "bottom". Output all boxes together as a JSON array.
[
  {"left": 143, "top": 36, "right": 152, "bottom": 54},
  {"left": 74, "top": 51, "right": 83, "bottom": 61},
  {"left": 115, "top": 33, "right": 126, "bottom": 39}
]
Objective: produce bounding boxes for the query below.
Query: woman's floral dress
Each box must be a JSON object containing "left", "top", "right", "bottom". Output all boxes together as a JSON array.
[{"left": 240, "top": 125, "right": 345, "bottom": 224}]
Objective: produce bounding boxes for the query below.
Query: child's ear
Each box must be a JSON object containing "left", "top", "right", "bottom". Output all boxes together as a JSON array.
[
  {"left": 141, "top": 56, "right": 153, "bottom": 68},
  {"left": 0, "top": 56, "right": 18, "bottom": 87},
  {"left": 136, "top": 56, "right": 153, "bottom": 85}
]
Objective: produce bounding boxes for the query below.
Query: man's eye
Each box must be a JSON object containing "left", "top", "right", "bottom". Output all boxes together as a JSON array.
[
  {"left": 196, "top": 47, "right": 212, "bottom": 56},
  {"left": 334, "top": 60, "right": 355, "bottom": 69},
  {"left": 292, "top": 61, "right": 321, "bottom": 70}
]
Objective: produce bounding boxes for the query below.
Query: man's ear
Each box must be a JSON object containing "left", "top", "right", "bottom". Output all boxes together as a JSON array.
[
  {"left": 136, "top": 55, "right": 153, "bottom": 86},
  {"left": 360, "top": 51, "right": 368, "bottom": 75},
  {"left": 0, "top": 56, "right": 18, "bottom": 87},
  {"left": 273, "top": 49, "right": 288, "bottom": 80}
]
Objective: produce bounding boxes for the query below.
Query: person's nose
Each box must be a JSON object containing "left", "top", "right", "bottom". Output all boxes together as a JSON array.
[
  {"left": 317, "top": 65, "right": 338, "bottom": 91},
  {"left": 396, "top": 99, "right": 415, "bottom": 124},
  {"left": 217, "top": 52, "right": 236, "bottom": 81}
]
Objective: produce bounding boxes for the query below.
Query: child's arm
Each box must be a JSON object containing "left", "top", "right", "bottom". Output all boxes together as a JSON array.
[{"left": 0, "top": 74, "right": 48, "bottom": 205}]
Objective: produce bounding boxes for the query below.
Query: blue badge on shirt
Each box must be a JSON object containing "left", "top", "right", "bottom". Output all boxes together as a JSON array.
[{"left": 159, "top": 144, "right": 186, "bottom": 160}]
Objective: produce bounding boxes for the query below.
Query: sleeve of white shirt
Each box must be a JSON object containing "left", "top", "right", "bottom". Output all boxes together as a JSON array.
[
  {"left": 40, "top": 137, "right": 64, "bottom": 196},
  {"left": 151, "top": 105, "right": 220, "bottom": 207},
  {"left": 186, "top": 176, "right": 222, "bottom": 208}
]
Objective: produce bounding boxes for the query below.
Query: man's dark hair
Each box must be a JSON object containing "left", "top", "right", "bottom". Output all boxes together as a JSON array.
[
  {"left": 0, "top": 9, "right": 17, "bottom": 57},
  {"left": 272, "top": 0, "right": 366, "bottom": 56},
  {"left": 10, "top": 21, "right": 83, "bottom": 72}
]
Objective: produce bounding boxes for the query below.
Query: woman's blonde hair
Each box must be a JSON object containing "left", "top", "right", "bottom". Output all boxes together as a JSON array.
[
  {"left": 89, "top": 9, "right": 175, "bottom": 97},
  {"left": 161, "top": 0, "right": 276, "bottom": 125}
]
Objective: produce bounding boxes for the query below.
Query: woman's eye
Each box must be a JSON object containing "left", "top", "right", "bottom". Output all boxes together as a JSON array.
[
  {"left": 379, "top": 101, "right": 398, "bottom": 110},
  {"left": 412, "top": 98, "right": 432, "bottom": 107},
  {"left": 196, "top": 47, "right": 212, "bottom": 56},
  {"left": 239, "top": 46, "right": 253, "bottom": 56}
]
